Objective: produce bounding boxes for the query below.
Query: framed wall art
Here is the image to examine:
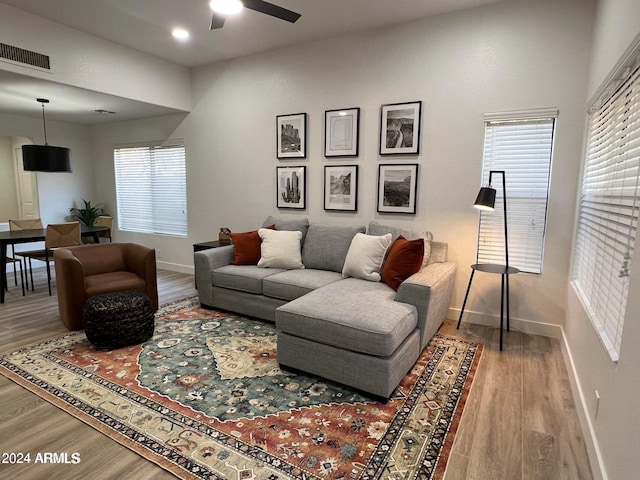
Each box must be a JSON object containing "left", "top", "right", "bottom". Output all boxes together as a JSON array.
[
  {"left": 324, "top": 107, "right": 360, "bottom": 157},
  {"left": 379, "top": 101, "right": 422, "bottom": 155},
  {"left": 324, "top": 165, "right": 358, "bottom": 211},
  {"left": 277, "top": 113, "right": 307, "bottom": 159},
  {"left": 377, "top": 164, "right": 419, "bottom": 214},
  {"left": 276, "top": 166, "right": 306, "bottom": 209}
]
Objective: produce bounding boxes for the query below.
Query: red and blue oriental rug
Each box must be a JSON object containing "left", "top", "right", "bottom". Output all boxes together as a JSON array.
[{"left": 0, "top": 297, "right": 482, "bottom": 480}]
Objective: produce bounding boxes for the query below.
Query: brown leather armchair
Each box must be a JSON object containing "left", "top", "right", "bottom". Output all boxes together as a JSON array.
[{"left": 54, "top": 243, "right": 158, "bottom": 330}]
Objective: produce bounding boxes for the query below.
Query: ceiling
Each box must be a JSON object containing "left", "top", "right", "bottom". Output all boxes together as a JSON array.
[
  {"left": 0, "top": 0, "right": 505, "bottom": 125},
  {"left": 0, "top": 69, "right": 188, "bottom": 125}
]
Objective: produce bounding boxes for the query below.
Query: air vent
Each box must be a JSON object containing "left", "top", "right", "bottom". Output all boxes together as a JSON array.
[{"left": 0, "top": 43, "right": 50, "bottom": 70}]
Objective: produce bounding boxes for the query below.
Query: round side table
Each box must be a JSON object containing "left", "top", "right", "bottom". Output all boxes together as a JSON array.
[{"left": 456, "top": 263, "right": 520, "bottom": 351}]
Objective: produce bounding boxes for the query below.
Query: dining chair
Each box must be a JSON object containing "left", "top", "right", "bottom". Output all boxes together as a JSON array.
[
  {"left": 96, "top": 215, "right": 113, "bottom": 242},
  {"left": 9, "top": 218, "right": 44, "bottom": 292},
  {"left": 17, "top": 222, "right": 82, "bottom": 296},
  {"left": 9, "top": 218, "right": 44, "bottom": 231},
  {"left": 2, "top": 232, "right": 25, "bottom": 297}
]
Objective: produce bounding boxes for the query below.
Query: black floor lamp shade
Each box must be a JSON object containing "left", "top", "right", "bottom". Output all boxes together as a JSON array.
[
  {"left": 474, "top": 186, "right": 497, "bottom": 211},
  {"left": 22, "top": 144, "right": 72, "bottom": 172}
]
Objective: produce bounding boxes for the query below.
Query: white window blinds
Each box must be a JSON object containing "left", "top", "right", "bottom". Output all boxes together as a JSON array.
[
  {"left": 114, "top": 141, "right": 188, "bottom": 237},
  {"left": 477, "top": 110, "right": 557, "bottom": 273},
  {"left": 573, "top": 56, "right": 640, "bottom": 362}
]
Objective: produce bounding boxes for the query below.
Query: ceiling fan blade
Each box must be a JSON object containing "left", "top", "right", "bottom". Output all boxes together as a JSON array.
[
  {"left": 243, "top": 0, "right": 301, "bottom": 23},
  {"left": 210, "top": 13, "right": 226, "bottom": 30}
]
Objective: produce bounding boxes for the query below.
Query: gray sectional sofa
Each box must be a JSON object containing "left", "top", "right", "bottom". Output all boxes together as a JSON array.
[{"left": 194, "top": 217, "right": 456, "bottom": 398}]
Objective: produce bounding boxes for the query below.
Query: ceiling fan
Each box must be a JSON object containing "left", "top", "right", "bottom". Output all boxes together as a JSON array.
[{"left": 209, "top": 0, "right": 302, "bottom": 30}]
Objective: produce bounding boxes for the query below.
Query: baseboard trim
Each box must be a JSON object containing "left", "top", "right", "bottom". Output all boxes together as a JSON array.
[
  {"left": 559, "top": 330, "right": 607, "bottom": 480},
  {"left": 447, "top": 307, "right": 562, "bottom": 338},
  {"left": 157, "top": 261, "right": 193, "bottom": 275}
]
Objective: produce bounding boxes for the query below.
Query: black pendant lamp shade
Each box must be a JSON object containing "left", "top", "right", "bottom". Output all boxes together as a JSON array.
[
  {"left": 23, "top": 144, "right": 71, "bottom": 172},
  {"left": 23, "top": 98, "right": 72, "bottom": 173}
]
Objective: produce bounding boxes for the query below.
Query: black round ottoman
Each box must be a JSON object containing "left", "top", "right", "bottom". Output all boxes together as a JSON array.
[{"left": 83, "top": 290, "right": 155, "bottom": 350}]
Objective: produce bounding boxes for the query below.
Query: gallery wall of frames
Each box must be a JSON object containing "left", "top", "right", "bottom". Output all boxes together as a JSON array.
[{"left": 276, "top": 101, "right": 422, "bottom": 214}]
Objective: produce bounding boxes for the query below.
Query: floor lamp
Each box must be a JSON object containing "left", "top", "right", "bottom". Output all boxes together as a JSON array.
[{"left": 457, "top": 170, "right": 519, "bottom": 351}]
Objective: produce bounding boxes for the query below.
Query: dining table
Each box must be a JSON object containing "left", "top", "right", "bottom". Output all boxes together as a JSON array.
[{"left": 0, "top": 225, "right": 108, "bottom": 304}]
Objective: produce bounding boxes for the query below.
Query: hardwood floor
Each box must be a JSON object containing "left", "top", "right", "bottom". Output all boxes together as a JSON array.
[
  {"left": 0, "top": 268, "right": 593, "bottom": 479},
  {"left": 440, "top": 321, "right": 593, "bottom": 480}
]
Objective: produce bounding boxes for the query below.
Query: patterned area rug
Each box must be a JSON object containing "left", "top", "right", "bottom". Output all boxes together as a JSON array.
[{"left": 0, "top": 297, "right": 482, "bottom": 480}]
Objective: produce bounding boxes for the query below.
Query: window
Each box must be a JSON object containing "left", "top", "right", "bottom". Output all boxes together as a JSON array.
[
  {"left": 477, "top": 109, "right": 557, "bottom": 274},
  {"left": 573, "top": 51, "right": 640, "bottom": 362},
  {"left": 114, "top": 141, "right": 187, "bottom": 237}
]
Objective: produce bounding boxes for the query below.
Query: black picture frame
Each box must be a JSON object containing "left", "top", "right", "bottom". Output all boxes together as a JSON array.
[
  {"left": 324, "top": 107, "right": 360, "bottom": 157},
  {"left": 277, "top": 113, "right": 307, "bottom": 159},
  {"left": 276, "top": 166, "right": 306, "bottom": 209},
  {"left": 324, "top": 165, "right": 358, "bottom": 211},
  {"left": 379, "top": 101, "right": 422, "bottom": 155},
  {"left": 377, "top": 164, "right": 419, "bottom": 214}
]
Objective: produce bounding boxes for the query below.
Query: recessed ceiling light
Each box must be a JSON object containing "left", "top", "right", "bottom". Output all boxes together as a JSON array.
[
  {"left": 172, "top": 28, "right": 190, "bottom": 41},
  {"left": 210, "top": 0, "right": 243, "bottom": 15}
]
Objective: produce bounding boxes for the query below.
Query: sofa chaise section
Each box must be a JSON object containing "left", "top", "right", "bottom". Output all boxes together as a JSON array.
[{"left": 275, "top": 258, "right": 456, "bottom": 398}]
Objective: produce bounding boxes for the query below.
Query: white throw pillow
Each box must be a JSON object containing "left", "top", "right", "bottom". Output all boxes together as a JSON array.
[
  {"left": 342, "top": 233, "right": 392, "bottom": 282},
  {"left": 257, "top": 229, "right": 304, "bottom": 269}
]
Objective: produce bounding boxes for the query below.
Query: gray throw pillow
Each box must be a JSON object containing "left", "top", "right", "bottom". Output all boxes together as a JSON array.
[
  {"left": 302, "top": 224, "right": 366, "bottom": 272},
  {"left": 367, "top": 220, "right": 433, "bottom": 267}
]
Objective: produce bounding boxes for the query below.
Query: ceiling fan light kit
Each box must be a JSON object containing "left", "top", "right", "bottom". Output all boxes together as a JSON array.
[
  {"left": 209, "top": 0, "right": 301, "bottom": 30},
  {"left": 22, "top": 98, "right": 72, "bottom": 173},
  {"left": 210, "top": 0, "right": 243, "bottom": 15}
]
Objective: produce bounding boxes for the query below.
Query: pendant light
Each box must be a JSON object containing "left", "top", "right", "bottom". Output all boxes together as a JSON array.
[{"left": 22, "top": 98, "right": 72, "bottom": 173}]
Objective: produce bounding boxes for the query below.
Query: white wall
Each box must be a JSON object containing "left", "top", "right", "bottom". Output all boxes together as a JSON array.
[
  {"left": 0, "top": 112, "right": 93, "bottom": 224},
  {"left": 182, "top": 0, "right": 593, "bottom": 332},
  {"left": 0, "top": 136, "right": 19, "bottom": 220},
  {"left": 0, "top": 3, "right": 190, "bottom": 111},
  {"left": 563, "top": 1, "right": 640, "bottom": 479},
  {"left": 89, "top": 0, "right": 595, "bottom": 331},
  {"left": 587, "top": 0, "right": 640, "bottom": 98},
  {"left": 90, "top": 114, "right": 189, "bottom": 271}
]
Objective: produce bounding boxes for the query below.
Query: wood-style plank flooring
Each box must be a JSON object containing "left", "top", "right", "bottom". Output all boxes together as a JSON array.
[{"left": 0, "top": 268, "right": 593, "bottom": 479}]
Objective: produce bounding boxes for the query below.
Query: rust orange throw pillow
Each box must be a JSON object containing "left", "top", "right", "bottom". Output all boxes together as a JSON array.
[
  {"left": 229, "top": 224, "right": 275, "bottom": 265},
  {"left": 381, "top": 236, "right": 425, "bottom": 290}
]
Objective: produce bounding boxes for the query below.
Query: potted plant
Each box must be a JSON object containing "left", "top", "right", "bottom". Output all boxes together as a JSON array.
[{"left": 69, "top": 199, "right": 106, "bottom": 226}]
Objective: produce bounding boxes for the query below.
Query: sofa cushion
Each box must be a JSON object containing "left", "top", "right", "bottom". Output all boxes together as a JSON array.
[
  {"left": 73, "top": 244, "right": 126, "bottom": 277},
  {"left": 342, "top": 232, "right": 392, "bottom": 282},
  {"left": 367, "top": 220, "right": 433, "bottom": 267},
  {"left": 276, "top": 278, "right": 417, "bottom": 357},
  {"left": 302, "top": 224, "right": 366, "bottom": 273},
  {"left": 229, "top": 224, "right": 275, "bottom": 265},
  {"left": 263, "top": 269, "right": 343, "bottom": 301},
  {"left": 381, "top": 236, "right": 425, "bottom": 290},
  {"left": 213, "top": 265, "right": 284, "bottom": 294},
  {"left": 263, "top": 216, "right": 309, "bottom": 244},
  {"left": 257, "top": 229, "right": 304, "bottom": 269},
  {"left": 85, "top": 272, "right": 146, "bottom": 298},
  {"left": 429, "top": 241, "right": 448, "bottom": 264}
]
